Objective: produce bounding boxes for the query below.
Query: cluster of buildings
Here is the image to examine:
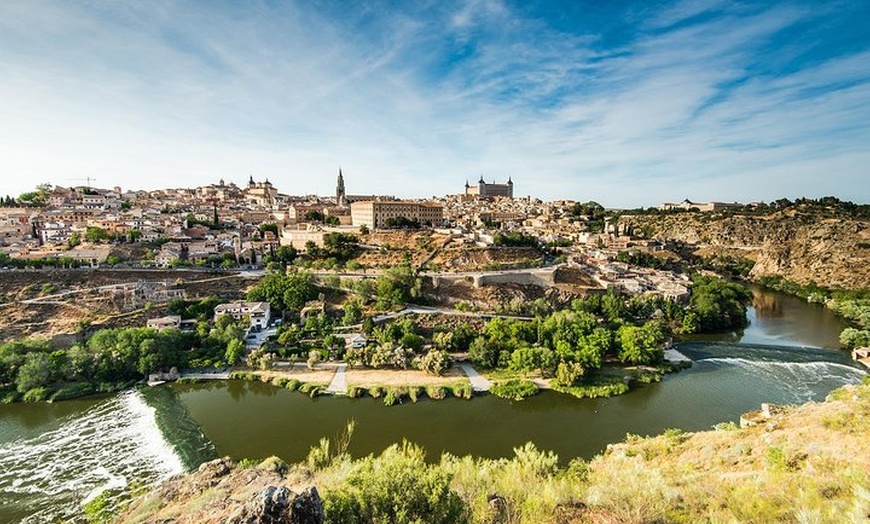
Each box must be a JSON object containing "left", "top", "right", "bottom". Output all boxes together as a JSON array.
[
  {"left": 2, "top": 170, "right": 697, "bottom": 303},
  {"left": 659, "top": 199, "right": 744, "bottom": 212},
  {"left": 575, "top": 255, "right": 691, "bottom": 301}
]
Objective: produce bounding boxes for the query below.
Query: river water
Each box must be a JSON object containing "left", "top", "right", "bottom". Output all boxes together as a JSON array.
[{"left": 0, "top": 288, "right": 865, "bottom": 523}]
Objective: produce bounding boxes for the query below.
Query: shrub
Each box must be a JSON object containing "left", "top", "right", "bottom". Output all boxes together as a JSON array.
[
  {"left": 49, "top": 383, "right": 95, "bottom": 402},
  {"left": 552, "top": 375, "right": 630, "bottom": 399},
  {"left": 419, "top": 349, "right": 452, "bottom": 376},
  {"left": 22, "top": 386, "right": 51, "bottom": 402},
  {"left": 586, "top": 454, "right": 674, "bottom": 523},
  {"left": 426, "top": 385, "right": 448, "bottom": 400},
  {"left": 490, "top": 379, "right": 539, "bottom": 401},
  {"left": 551, "top": 361, "right": 585, "bottom": 387},
  {"left": 383, "top": 387, "right": 408, "bottom": 406},
  {"left": 408, "top": 386, "right": 423, "bottom": 403},
  {"left": 323, "top": 442, "right": 468, "bottom": 524},
  {"left": 451, "top": 383, "right": 473, "bottom": 399},
  {"left": 257, "top": 456, "right": 289, "bottom": 476},
  {"left": 346, "top": 386, "right": 364, "bottom": 398},
  {"left": 368, "top": 386, "right": 385, "bottom": 398}
]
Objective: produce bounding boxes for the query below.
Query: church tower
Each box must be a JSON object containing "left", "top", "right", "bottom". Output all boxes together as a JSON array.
[{"left": 336, "top": 168, "right": 346, "bottom": 206}]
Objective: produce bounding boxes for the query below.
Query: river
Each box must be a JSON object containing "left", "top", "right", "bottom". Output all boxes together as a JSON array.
[{"left": 0, "top": 288, "right": 865, "bottom": 523}]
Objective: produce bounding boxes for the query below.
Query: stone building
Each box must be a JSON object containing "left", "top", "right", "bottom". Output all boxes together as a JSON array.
[
  {"left": 464, "top": 176, "right": 513, "bottom": 198},
  {"left": 350, "top": 200, "right": 443, "bottom": 229}
]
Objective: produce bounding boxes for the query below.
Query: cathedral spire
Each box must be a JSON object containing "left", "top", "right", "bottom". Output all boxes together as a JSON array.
[{"left": 336, "top": 167, "right": 346, "bottom": 206}]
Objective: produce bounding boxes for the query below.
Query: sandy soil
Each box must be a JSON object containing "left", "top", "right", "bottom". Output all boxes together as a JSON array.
[
  {"left": 255, "top": 367, "right": 337, "bottom": 386},
  {"left": 344, "top": 366, "right": 468, "bottom": 387}
]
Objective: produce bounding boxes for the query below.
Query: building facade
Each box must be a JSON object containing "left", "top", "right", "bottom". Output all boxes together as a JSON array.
[
  {"left": 351, "top": 200, "right": 444, "bottom": 229},
  {"left": 464, "top": 176, "right": 513, "bottom": 198},
  {"left": 213, "top": 301, "right": 271, "bottom": 330},
  {"left": 660, "top": 199, "right": 743, "bottom": 212}
]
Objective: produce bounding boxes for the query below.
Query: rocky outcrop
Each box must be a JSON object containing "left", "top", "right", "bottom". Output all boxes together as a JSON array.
[
  {"left": 117, "top": 458, "right": 323, "bottom": 524},
  {"left": 226, "top": 486, "right": 323, "bottom": 524},
  {"left": 620, "top": 211, "right": 870, "bottom": 290}
]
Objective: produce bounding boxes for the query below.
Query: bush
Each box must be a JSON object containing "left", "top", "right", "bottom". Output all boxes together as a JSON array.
[
  {"left": 408, "top": 386, "right": 423, "bottom": 403},
  {"left": 551, "top": 361, "right": 585, "bottom": 387},
  {"left": 346, "top": 386, "right": 365, "bottom": 398},
  {"left": 49, "top": 383, "right": 95, "bottom": 402},
  {"left": 22, "top": 386, "right": 51, "bottom": 402},
  {"left": 552, "top": 375, "right": 630, "bottom": 399},
  {"left": 284, "top": 379, "right": 301, "bottom": 392},
  {"left": 418, "top": 349, "right": 453, "bottom": 376},
  {"left": 490, "top": 379, "right": 539, "bottom": 401},
  {"left": 450, "top": 383, "right": 473, "bottom": 399},
  {"left": 426, "top": 385, "right": 448, "bottom": 400},
  {"left": 383, "top": 387, "right": 408, "bottom": 406},
  {"left": 368, "top": 385, "right": 385, "bottom": 398},
  {"left": 323, "top": 442, "right": 468, "bottom": 524},
  {"left": 257, "top": 456, "right": 289, "bottom": 476},
  {"left": 586, "top": 454, "right": 674, "bottom": 523}
]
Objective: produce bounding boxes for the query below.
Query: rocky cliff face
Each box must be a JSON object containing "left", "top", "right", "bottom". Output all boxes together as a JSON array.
[
  {"left": 117, "top": 458, "right": 324, "bottom": 524},
  {"left": 620, "top": 210, "right": 870, "bottom": 290}
]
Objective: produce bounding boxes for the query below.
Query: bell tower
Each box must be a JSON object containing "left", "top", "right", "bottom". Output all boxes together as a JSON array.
[{"left": 336, "top": 168, "right": 346, "bottom": 206}]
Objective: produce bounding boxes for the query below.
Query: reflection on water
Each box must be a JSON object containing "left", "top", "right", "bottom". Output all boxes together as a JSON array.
[
  {"left": 685, "top": 286, "right": 847, "bottom": 349},
  {"left": 752, "top": 289, "right": 783, "bottom": 318}
]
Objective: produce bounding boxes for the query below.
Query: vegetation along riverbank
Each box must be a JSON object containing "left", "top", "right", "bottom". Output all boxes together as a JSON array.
[{"left": 108, "top": 377, "right": 870, "bottom": 524}]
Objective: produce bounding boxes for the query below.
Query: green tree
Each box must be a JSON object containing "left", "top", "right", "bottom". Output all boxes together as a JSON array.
[
  {"left": 225, "top": 338, "right": 245, "bottom": 365},
  {"left": 84, "top": 226, "right": 110, "bottom": 244},
  {"left": 246, "top": 271, "right": 317, "bottom": 312},
  {"left": 16, "top": 352, "right": 53, "bottom": 393},
  {"left": 689, "top": 276, "right": 752, "bottom": 332},
  {"left": 616, "top": 321, "right": 665, "bottom": 365}
]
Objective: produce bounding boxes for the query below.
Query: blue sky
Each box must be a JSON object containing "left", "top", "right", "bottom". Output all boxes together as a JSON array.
[{"left": 1, "top": 0, "right": 868, "bottom": 207}]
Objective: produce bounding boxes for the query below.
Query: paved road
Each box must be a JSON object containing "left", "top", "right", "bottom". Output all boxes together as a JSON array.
[
  {"left": 459, "top": 363, "right": 492, "bottom": 392},
  {"left": 326, "top": 364, "right": 348, "bottom": 394},
  {"left": 373, "top": 306, "right": 533, "bottom": 323}
]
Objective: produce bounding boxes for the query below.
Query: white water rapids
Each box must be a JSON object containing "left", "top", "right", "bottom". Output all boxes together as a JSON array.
[
  {"left": 0, "top": 391, "right": 183, "bottom": 523},
  {"left": 697, "top": 358, "right": 866, "bottom": 402}
]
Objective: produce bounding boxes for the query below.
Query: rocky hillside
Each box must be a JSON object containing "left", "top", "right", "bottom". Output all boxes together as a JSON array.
[
  {"left": 620, "top": 208, "right": 870, "bottom": 290},
  {"left": 116, "top": 379, "right": 870, "bottom": 523}
]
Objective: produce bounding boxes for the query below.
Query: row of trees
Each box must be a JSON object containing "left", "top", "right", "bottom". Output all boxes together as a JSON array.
[{"left": 0, "top": 313, "right": 248, "bottom": 402}]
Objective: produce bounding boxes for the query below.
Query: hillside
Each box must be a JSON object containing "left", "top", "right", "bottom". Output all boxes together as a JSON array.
[
  {"left": 116, "top": 379, "right": 870, "bottom": 523},
  {"left": 619, "top": 208, "right": 870, "bottom": 290},
  {"left": 0, "top": 269, "right": 248, "bottom": 343}
]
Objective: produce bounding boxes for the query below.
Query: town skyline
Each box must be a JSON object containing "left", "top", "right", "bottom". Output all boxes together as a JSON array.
[{"left": 2, "top": 1, "right": 869, "bottom": 206}]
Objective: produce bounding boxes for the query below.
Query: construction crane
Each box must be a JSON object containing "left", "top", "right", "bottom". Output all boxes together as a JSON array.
[{"left": 67, "top": 176, "right": 98, "bottom": 188}]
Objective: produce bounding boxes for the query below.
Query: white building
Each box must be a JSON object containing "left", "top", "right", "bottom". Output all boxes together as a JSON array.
[{"left": 213, "top": 301, "right": 271, "bottom": 330}]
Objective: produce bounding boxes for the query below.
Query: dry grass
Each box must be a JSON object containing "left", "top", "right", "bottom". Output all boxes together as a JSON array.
[
  {"left": 344, "top": 366, "right": 468, "bottom": 387},
  {"left": 253, "top": 367, "right": 336, "bottom": 386}
]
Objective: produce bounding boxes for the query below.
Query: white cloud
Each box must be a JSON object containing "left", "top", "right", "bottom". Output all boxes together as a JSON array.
[{"left": 0, "top": 1, "right": 867, "bottom": 207}]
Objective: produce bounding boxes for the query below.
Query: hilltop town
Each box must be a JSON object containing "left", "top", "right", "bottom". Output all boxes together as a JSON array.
[{"left": 0, "top": 172, "right": 700, "bottom": 339}]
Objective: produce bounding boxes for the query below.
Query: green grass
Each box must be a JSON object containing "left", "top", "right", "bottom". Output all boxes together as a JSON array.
[{"left": 490, "top": 379, "right": 539, "bottom": 401}]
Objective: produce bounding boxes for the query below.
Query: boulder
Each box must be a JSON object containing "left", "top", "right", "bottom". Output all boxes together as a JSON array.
[{"left": 225, "top": 485, "right": 323, "bottom": 524}]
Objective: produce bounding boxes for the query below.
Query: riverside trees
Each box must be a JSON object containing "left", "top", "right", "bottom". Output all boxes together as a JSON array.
[{"left": 0, "top": 315, "right": 249, "bottom": 402}]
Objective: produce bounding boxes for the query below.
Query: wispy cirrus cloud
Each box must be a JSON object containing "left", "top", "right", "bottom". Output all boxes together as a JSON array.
[{"left": 0, "top": 0, "right": 867, "bottom": 206}]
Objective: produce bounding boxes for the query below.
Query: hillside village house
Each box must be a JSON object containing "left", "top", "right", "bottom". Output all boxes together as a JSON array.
[{"left": 213, "top": 301, "right": 271, "bottom": 330}]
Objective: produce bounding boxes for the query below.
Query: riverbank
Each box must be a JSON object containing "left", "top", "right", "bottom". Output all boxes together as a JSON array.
[
  {"left": 116, "top": 378, "right": 870, "bottom": 524},
  {"left": 223, "top": 353, "right": 692, "bottom": 404}
]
